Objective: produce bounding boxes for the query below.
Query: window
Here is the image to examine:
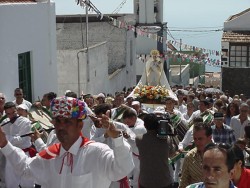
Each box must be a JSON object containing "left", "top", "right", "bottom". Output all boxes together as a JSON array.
[
  {"left": 18, "top": 52, "right": 32, "bottom": 102},
  {"left": 229, "top": 44, "right": 250, "bottom": 67}
]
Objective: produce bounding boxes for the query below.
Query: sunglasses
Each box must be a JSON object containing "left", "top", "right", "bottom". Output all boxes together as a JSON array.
[
  {"left": 15, "top": 93, "right": 23, "bottom": 96},
  {"left": 205, "top": 142, "right": 232, "bottom": 151}
]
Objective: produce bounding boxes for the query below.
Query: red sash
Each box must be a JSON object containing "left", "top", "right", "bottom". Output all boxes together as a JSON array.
[
  {"left": 118, "top": 177, "right": 130, "bottom": 188},
  {"left": 132, "top": 152, "right": 140, "bottom": 158},
  {"left": 23, "top": 146, "right": 37, "bottom": 157},
  {"left": 38, "top": 136, "right": 93, "bottom": 174},
  {"left": 38, "top": 137, "right": 92, "bottom": 160}
]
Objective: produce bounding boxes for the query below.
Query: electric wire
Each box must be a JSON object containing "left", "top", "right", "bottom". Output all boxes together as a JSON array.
[{"left": 112, "top": 0, "right": 127, "bottom": 14}]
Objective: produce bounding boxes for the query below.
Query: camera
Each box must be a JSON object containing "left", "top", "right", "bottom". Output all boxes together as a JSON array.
[{"left": 156, "top": 113, "right": 176, "bottom": 139}]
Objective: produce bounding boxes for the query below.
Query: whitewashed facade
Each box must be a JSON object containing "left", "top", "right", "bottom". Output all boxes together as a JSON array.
[{"left": 0, "top": 0, "right": 58, "bottom": 102}]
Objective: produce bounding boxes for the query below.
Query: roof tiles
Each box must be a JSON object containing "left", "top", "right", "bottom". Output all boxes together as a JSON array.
[{"left": 222, "top": 31, "right": 250, "bottom": 43}]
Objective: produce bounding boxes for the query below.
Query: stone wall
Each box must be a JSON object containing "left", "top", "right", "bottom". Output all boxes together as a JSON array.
[{"left": 57, "top": 22, "right": 127, "bottom": 74}]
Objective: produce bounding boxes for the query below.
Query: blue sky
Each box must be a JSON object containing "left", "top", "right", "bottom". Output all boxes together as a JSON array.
[{"left": 53, "top": 0, "right": 250, "bottom": 54}]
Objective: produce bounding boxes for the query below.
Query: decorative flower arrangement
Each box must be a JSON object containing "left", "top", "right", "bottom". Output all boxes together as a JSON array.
[{"left": 134, "top": 84, "right": 169, "bottom": 103}]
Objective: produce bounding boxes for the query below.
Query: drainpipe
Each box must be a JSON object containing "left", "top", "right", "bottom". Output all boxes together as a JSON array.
[
  {"left": 86, "top": 0, "right": 90, "bottom": 84},
  {"left": 179, "top": 38, "right": 182, "bottom": 85},
  {"left": 77, "top": 49, "right": 87, "bottom": 97},
  {"left": 76, "top": 1, "right": 90, "bottom": 97}
]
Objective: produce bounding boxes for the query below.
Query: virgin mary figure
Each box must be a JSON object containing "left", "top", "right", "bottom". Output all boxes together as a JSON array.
[
  {"left": 127, "top": 49, "right": 177, "bottom": 101},
  {"left": 140, "top": 49, "right": 169, "bottom": 87}
]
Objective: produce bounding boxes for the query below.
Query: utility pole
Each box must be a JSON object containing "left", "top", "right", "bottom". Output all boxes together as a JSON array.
[
  {"left": 179, "top": 38, "right": 182, "bottom": 85},
  {"left": 85, "top": 0, "right": 90, "bottom": 93},
  {"left": 165, "top": 23, "right": 169, "bottom": 81},
  {"left": 158, "top": 22, "right": 168, "bottom": 80}
]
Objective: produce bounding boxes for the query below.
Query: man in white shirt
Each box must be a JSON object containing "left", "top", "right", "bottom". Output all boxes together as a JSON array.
[
  {"left": 230, "top": 103, "right": 250, "bottom": 140},
  {"left": 1, "top": 101, "right": 34, "bottom": 188},
  {"left": 176, "top": 90, "right": 187, "bottom": 114},
  {"left": 187, "top": 99, "right": 212, "bottom": 125},
  {"left": 111, "top": 92, "right": 126, "bottom": 121},
  {"left": 12, "top": 88, "right": 32, "bottom": 110},
  {"left": 91, "top": 103, "right": 133, "bottom": 145},
  {"left": 122, "top": 108, "right": 146, "bottom": 188},
  {"left": 91, "top": 103, "right": 135, "bottom": 188},
  {"left": 0, "top": 96, "right": 134, "bottom": 188}
]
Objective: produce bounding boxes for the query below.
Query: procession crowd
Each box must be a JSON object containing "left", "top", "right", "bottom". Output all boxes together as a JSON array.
[{"left": 0, "top": 85, "right": 250, "bottom": 188}]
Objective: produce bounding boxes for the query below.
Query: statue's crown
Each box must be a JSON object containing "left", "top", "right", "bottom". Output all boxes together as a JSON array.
[{"left": 150, "top": 49, "right": 160, "bottom": 56}]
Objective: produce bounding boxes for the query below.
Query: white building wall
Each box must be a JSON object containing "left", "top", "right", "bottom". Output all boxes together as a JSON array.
[
  {"left": 136, "top": 35, "right": 158, "bottom": 54},
  {"left": 171, "top": 65, "right": 190, "bottom": 86},
  {"left": 0, "top": 2, "right": 57, "bottom": 102},
  {"left": 135, "top": 59, "right": 145, "bottom": 77},
  {"left": 57, "top": 18, "right": 137, "bottom": 96},
  {"left": 181, "top": 64, "right": 190, "bottom": 86},
  {"left": 138, "top": 0, "right": 146, "bottom": 23},
  {"left": 57, "top": 42, "right": 108, "bottom": 97},
  {"left": 156, "top": 0, "right": 164, "bottom": 23},
  {"left": 123, "top": 29, "right": 137, "bottom": 90},
  {"left": 224, "top": 11, "right": 250, "bottom": 31},
  {"left": 134, "top": 0, "right": 164, "bottom": 24},
  {"left": 145, "top": 0, "right": 154, "bottom": 24},
  {"left": 57, "top": 40, "right": 136, "bottom": 97}
]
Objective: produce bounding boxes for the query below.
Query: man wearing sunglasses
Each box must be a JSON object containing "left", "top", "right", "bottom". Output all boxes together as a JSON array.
[
  {"left": 13, "top": 88, "right": 32, "bottom": 111},
  {"left": 186, "top": 143, "right": 236, "bottom": 188},
  {"left": 0, "top": 97, "right": 134, "bottom": 188}
]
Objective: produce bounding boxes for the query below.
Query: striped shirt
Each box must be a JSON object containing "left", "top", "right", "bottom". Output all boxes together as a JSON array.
[{"left": 179, "top": 148, "right": 203, "bottom": 188}]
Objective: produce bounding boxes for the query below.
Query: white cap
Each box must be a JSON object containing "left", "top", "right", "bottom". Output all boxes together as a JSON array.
[
  {"left": 65, "top": 90, "right": 71, "bottom": 95},
  {"left": 17, "top": 104, "right": 29, "bottom": 111},
  {"left": 132, "top": 101, "right": 140, "bottom": 106},
  {"left": 97, "top": 93, "right": 105, "bottom": 98}
]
